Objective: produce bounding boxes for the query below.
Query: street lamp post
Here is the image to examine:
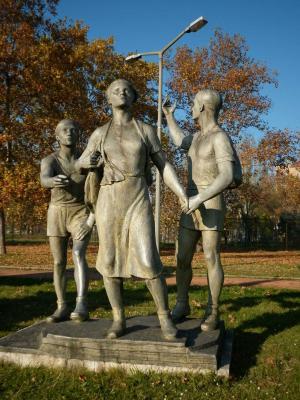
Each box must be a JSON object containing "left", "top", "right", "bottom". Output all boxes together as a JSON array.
[{"left": 126, "top": 16, "right": 207, "bottom": 251}]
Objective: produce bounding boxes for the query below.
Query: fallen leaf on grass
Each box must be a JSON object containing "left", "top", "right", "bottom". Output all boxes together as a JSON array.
[{"left": 191, "top": 300, "right": 202, "bottom": 308}]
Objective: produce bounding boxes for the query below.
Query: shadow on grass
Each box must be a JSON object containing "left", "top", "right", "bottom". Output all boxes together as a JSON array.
[
  {"left": 169, "top": 284, "right": 300, "bottom": 378},
  {"left": 222, "top": 291, "right": 300, "bottom": 379},
  {"left": 1, "top": 277, "right": 299, "bottom": 380},
  {"left": 0, "top": 277, "right": 154, "bottom": 335}
]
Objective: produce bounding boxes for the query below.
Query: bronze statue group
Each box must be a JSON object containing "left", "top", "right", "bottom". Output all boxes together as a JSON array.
[{"left": 41, "top": 79, "right": 242, "bottom": 340}]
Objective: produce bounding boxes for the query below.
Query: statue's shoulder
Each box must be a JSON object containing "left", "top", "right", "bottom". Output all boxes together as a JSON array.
[
  {"left": 135, "top": 119, "right": 156, "bottom": 138},
  {"left": 41, "top": 152, "right": 57, "bottom": 166},
  {"left": 86, "top": 121, "right": 111, "bottom": 148},
  {"left": 212, "top": 127, "right": 231, "bottom": 144},
  {"left": 212, "top": 126, "right": 227, "bottom": 137},
  {"left": 90, "top": 121, "right": 110, "bottom": 138}
]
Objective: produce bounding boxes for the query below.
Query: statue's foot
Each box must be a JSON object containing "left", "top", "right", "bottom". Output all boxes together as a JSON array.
[
  {"left": 171, "top": 301, "right": 191, "bottom": 323},
  {"left": 47, "top": 305, "right": 70, "bottom": 323},
  {"left": 200, "top": 313, "right": 220, "bottom": 332},
  {"left": 106, "top": 319, "right": 126, "bottom": 339},
  {"left": 158, "top": 313, "right": 177, "bottom": 340},
  {"left": 70, "top": 298, "right": 89, "bottom": 322}
]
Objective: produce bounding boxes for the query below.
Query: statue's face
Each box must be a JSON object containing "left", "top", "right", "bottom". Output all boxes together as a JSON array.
[
  {"left": 108, "top": 81, "right": 135, "bottom": 108},
  {"left": 192, "top": 97, "right": 202, "bottom": 120},
  {"left": 56, "top": 121, "right": 78, "bottom": 146}
]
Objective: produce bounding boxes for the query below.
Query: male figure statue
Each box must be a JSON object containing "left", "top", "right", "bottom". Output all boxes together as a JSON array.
[
  {"left": 40, "top": 119, "right": 95, "bottom": 322},
  {"left": 163, "top": 89, "right": 240, "bottom": 331}
]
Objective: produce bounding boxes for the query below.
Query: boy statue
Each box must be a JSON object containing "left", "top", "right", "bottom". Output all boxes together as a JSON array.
[{"left": 40, "top": 119, "right": 95, "bottom": 323}]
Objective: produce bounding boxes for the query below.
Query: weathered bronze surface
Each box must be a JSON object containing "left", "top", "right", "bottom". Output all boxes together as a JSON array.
[
  {"left": 40, "top": 119, "right": 95, "bottom": 323},
  {"left": 77, "top": 79, "right": 188, "bottom": 340},
  {"left": 163, "top": 89, "right": 242, "bottom": 331}
]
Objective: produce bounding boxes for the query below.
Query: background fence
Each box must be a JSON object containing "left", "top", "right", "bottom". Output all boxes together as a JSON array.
[
  {"left": 5, "top": 215, "right": 300, "bottom": 250},
  {"left": 161, "top": 215, "right": 300, "bottom": 250}
]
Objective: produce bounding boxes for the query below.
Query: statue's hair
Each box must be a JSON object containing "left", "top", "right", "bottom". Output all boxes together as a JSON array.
[
  {"left": 194, "top": 89, "right": 223, "bottom": 113},
  {"left": 106, "top": 79, "right": 138, "bottom": 103},
  {"left": 55, "top": 119, "right": 80, "bottom": 135}
]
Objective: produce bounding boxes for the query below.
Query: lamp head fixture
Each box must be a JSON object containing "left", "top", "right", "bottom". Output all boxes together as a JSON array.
[
  {"left": 185, "top": 16, "right": 208, "bottom": 33},
  {"left": 125, "top": 54, "right": 142, "bottom": 62}
]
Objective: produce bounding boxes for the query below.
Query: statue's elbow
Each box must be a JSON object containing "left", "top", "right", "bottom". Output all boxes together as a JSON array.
[
  {"left": 40, "top": 175, "right": 51, "bottom": 188},
  {"left": 40, "top": 175, "right": 45, "bottom": 188},
  {"left": 74, "top": 159, "right": 82, "bottom": 172},
  {"left": 225, "top": 169, "right": 234, "bottom": 187}
]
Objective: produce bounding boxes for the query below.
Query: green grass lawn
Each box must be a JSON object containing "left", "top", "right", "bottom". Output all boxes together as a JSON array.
[{"left": 0, "top": 277, "right": 299, "bottom": 399}]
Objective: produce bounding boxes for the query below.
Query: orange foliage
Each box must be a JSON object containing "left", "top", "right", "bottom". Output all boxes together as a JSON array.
[
  {"left": 226, "top": 131, "right": 300, "bottom": 222},
  {"left": 167, "top": 30, "right": 277, "bottom": 137},
  {"left": 0, "top": 0, "right": 158, "bottom": 236}
]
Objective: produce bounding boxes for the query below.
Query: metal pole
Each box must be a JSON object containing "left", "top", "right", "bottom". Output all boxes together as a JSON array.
[
  {"left": 154, "top": 53, "right": 163, "bottom": 251},
  {"left": 125, "top": 17, "right": 207, "bottom": 252}
]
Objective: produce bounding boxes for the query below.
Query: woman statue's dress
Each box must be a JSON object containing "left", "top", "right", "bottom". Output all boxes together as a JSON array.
[{"left": 79, "top": 119, "right": 163, "bottom": 279}]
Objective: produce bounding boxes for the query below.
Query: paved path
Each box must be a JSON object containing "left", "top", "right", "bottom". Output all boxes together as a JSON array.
[
  {"left": 0, "top": 268, "right": 299, "bottom": 290},
  {"left": 167, "top": 276, "right": 300, "bottom": 290}
]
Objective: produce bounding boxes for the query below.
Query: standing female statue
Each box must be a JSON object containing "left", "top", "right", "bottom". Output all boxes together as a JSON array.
[{"left": 77, "top": 79, "right": 188, "bottom": 339}]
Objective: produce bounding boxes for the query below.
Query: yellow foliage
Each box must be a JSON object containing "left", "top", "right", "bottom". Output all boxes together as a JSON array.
[{"left": 0, "top": 0, "right": 158, "bottom": 235}]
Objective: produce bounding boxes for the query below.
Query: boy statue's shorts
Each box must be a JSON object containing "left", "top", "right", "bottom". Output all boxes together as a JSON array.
[{"left": 47, "top": 203, "right": 89, "bottom": 240}]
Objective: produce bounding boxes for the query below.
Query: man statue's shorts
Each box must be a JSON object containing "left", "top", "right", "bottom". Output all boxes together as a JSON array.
[
  {"left": 47, "top": 203, "right": 89, "bottom": 239},
  {"left": 180, "top": 188, "right": 225, "bottom": 231}
]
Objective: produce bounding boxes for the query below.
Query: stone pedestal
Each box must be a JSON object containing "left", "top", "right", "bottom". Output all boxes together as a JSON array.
[{"left": 0, "top": 316, "right": 233, "bottom": 376}]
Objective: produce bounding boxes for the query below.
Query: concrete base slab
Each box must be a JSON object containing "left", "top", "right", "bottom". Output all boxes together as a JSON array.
[{"left": 0, "top": 316, "right": 233, "bottom": 376}]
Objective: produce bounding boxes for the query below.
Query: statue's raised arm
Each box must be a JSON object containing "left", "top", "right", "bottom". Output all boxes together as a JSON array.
[{"left": 162, "top": 96, "right": 193, "bottom": 150}]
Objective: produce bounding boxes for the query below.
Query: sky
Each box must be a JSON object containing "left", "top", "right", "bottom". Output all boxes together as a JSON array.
[{"left": 57, "top": 0, "right": 300, "bottom": 135}]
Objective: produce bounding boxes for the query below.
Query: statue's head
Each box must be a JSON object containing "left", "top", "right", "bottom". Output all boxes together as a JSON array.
[
  {"left": 55, "top": 119, "right": 80, "bottom": 147},
  {"left": 106, "top": 79, "right": 138, "bottom": 109},
  {"left": 192, "top": 89, "right": 222, "bottom": 120}
]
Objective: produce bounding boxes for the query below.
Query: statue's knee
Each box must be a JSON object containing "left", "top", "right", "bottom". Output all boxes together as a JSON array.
[
  {"left": 177, "top": 253, "right": 192, "bottom": 270},
  {"left": 204, "top": 249, "right": 216, "bottom": 266},
  {"left": 72, "top": 247, "right": 83, "bottom": 260},
  {"left": 53, "top": 261, "right": 66, "bottom": 273}
]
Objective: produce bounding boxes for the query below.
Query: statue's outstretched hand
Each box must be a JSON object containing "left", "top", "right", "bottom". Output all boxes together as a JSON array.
[
  {"left": 74, "top": 222, "right": 92, "bottom": 241},
  {"left": 89, "top": 151, "right": 102, "bottom": 168},
  {"left": 162, "top": 95, "right": 176, "bottom": 117},
  {"left": 186, "top": 195, "right": 204, "bottom": 215},
  {"left": 53, "top": 174, "right": 69, "bottom": 188},
  {"left": 179, "top": 193, "right": 189, "bottom": 214}
]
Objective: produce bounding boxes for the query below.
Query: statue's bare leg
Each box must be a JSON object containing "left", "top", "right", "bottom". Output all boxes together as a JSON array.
[
  {"left": 48, "top": 236, "right": 70, "bottom": 322},
  {"left": 201, "top": 230, "right": 223, "bottom": 331},
  {"left": 146, "top": 275, "right": 177, "bottom": 340},
  {"left": 103, "top": 277, "right": 126, "bottom": 339},
  {"left": 172, "top": 226, "right": 201, "bottom": 322},
  {"left": 70, "top": 237, "right": 90, "bottom": 321}
]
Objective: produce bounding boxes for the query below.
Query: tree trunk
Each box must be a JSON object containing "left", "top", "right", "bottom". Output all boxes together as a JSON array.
[{"left": 0, "top": 207, "right": 6, "bottom": 255}]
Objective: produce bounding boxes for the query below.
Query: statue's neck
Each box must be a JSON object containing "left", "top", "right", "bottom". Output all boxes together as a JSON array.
[
  {"left": 198, "top": 114, "right": 219, "bottom": 135},
  {"left": 112, "top": 107, "right": 132, "bottom": 126},
  {"left": 58, "top": 145, "right": 75, "bottom": 160}
]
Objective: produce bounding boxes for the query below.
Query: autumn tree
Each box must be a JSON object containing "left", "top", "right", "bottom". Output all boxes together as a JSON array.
[
  {"left": 159, "top": 30, "right": 277, "bottom": 238},
  {"left": 0, "top": 0, "right": 157, "bottom": 253},
  {"left": 166, "top": 30, "right": 277, "bottom": 138},
  {"left": 0, "top": 0, "right": 60, "bottom": 252},
  {"left": 257, "top": 129, "right": 299, "bottom": 169},
  {"left": 225, "top": 129, "right": 300, "bottom": 244}
]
